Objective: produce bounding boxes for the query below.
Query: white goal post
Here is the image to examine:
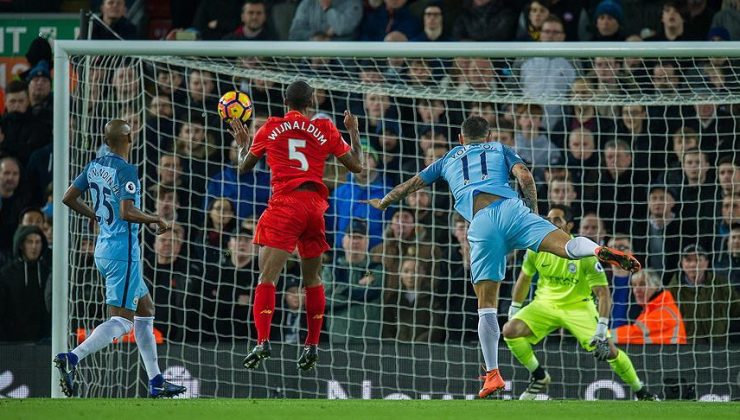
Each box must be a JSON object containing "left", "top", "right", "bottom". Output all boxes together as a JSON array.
[{"left": 52, "top": 40, "right": 740, "bottom": 399}]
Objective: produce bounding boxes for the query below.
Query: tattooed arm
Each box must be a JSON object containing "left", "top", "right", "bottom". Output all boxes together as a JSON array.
[
  {"left": 366, "top": 175, "right": 427, "bottom": 211},
  {"left": 511, "top": 163, "right": 538, "bottom": 214}
]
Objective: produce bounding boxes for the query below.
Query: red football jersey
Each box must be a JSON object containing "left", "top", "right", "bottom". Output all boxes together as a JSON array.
[{"left": 250, "top": 110, "right": 351, "bottom": 199}]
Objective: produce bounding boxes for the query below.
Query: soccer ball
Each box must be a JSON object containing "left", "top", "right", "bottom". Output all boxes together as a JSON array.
[{"left": 218, "top": 91, "right": 253, "bottom": 123}]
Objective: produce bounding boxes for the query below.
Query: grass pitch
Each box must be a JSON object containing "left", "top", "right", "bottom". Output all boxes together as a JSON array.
[{"left": 2, "top": 399, "right": 738, "bottom": 420}]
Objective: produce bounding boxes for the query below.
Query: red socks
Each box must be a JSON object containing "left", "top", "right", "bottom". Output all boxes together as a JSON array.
[
  {"left": 253, "top": 282, "right": 324, "bottom": 346},
  {"left": 304, "top": 284, "right": 326, "bottom": 346},
  {"left": 253, "top": 283, "right": 276, "bottom": 344}
]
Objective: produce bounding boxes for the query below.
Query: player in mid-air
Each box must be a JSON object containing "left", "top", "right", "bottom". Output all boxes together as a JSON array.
[
  {"left": 367, "top": 116, "right": 640, "bottom": 398},
  {"left": 230, "top": 80, "right": 364, "bottom": 371},
  {"left": 54, "top": 119, "right": 186, "bottom": 398},
  {"left": 503, "top": 205, "right": 656, "bottom": 400}
]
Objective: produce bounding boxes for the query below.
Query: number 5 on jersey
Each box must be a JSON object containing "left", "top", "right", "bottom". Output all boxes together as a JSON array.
[{"left": 288, "top": 138, "right": 309, "bottom": 171}]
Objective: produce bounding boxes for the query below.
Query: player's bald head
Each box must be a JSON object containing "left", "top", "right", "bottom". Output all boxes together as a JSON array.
[
  {"left": 105, "top": 119, "right": 132, "bottom": 147},
  {"left": 284, "top": 80, "right": 313, "bottom": 110}
]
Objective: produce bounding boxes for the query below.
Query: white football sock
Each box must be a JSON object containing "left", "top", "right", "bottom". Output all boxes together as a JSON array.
[
  {"left": 478, "top": 308, "right": 500, "bottom": 371},
  {"left": 565, "top": 236, "right": 600, "bottom": 259},
  {"left": 134, "top": 316, "right": 161, "bottom": 380},
  {"left": 71, "top": 316, "right": 133, "bottom": 361}
]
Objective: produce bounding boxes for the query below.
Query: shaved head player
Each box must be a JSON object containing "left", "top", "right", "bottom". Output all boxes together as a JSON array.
[
  {"left": 231, "top": 80, "right": 364, "bottom": 371},
  {"left": 55, "top": 119, "right": 185, "bottom": 398}
]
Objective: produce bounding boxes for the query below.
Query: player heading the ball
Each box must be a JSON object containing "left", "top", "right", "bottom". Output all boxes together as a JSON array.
[
  {"left": 230, "top": 80, "right": 364, "bottom": 371},
  {"left": 54, "top": 119, "right": 186, "bottom": 398},
  {"left": 366, "top": 116, "right": 641, "bottom": 399}
]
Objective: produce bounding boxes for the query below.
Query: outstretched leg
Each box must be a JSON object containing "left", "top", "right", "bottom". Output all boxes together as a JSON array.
[
  {"left": 54, "top": 305, "right": 134, "bottom": 397},
  {"left": 538, "top": 229, "right": 641, "bottom": 272}
]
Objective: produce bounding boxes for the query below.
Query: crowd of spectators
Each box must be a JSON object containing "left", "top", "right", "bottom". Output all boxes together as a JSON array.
[{"left": 0, "top": 0, "right": 739, "bottom": 349}]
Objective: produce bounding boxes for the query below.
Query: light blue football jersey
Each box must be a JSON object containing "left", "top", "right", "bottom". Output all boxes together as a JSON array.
[
  {"left": 73, "top": 153, "right": 141, "bottom": 262},
  {"left": 419, "top": 142, "right": 524, "bottom": 222}
]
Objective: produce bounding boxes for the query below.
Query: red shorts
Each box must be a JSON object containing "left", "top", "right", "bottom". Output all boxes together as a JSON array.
[{"left": 254, "top": 190, "right": 330, "bottom": 259}]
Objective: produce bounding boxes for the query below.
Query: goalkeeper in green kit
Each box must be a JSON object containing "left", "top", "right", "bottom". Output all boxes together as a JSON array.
[{"left": 503, "top": 205, "right": 657, "bottom": 400}]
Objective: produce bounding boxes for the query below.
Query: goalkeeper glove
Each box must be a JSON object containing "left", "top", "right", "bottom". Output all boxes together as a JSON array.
[
  {"left": 592, "top": 339, "right": 610, "bottom": 361},
  {"left": 508, "top": 302, "right": 522, "bottom": 319},
  {"left": 589, "top": 317, "right": 610, "bottom": 361}
]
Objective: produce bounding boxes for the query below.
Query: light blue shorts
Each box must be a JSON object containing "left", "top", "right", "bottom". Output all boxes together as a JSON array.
[
  {"left": 468, "top": 198, "right": 558, "bottom": 283},
  {"left": 95, "top": 257, "right": 149, "bottom": 311}
]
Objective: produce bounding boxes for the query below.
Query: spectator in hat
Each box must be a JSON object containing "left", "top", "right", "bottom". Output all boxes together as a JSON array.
[
  {"left": 324, "top": 219, "right": 384, "bottom": 343},
  {"left": 26, "top": 60, "right": 52, "bottom": 114},
  {"left": 289, "top": 0, "right": 363, "bottom": 41},
  {"left": 667, "top": 244, "right": 740, "bottom": 344},
  {"left": 25, "top": 60, "right": 53, "bottom": 126},
  {"left": 592, "top": 0, "right": 625, "bottom": 41},
  {"left": 711, "top": 2, "right": 739, "bottom": 41}
]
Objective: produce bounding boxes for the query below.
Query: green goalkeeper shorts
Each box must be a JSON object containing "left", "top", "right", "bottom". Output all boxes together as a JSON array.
[{"left": 512, "top": 299, "right": 611, "bottom": 351}]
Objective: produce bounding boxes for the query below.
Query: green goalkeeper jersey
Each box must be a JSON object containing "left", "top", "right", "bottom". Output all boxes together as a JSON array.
[{"left": 521, "top": 242, "right": 608, "bottom": 306}]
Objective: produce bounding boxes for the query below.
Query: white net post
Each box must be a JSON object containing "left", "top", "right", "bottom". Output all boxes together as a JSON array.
[{"left": 53, "top": 40, "right": 740, "bottom": 399}]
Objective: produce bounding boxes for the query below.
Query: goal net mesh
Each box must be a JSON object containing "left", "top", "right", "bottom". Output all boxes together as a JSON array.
[{"left": 62, "top": 48, "right": 740, "bottom": 399}]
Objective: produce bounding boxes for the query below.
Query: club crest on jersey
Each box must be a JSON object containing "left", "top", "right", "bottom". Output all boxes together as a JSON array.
[
  {"left": 568, "top": 263, "right": 577, "bottom": 273},
  {"left": 594, "top": 262, "right": 604, "bottom": 273},
  {"left": 125, "top": 181, "right": 136, "bottom": 194}
]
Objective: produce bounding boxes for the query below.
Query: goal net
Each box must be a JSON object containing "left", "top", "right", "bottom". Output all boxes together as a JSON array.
[{"left": 53, "top": 41, "right": 740, "bottom": 400}]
